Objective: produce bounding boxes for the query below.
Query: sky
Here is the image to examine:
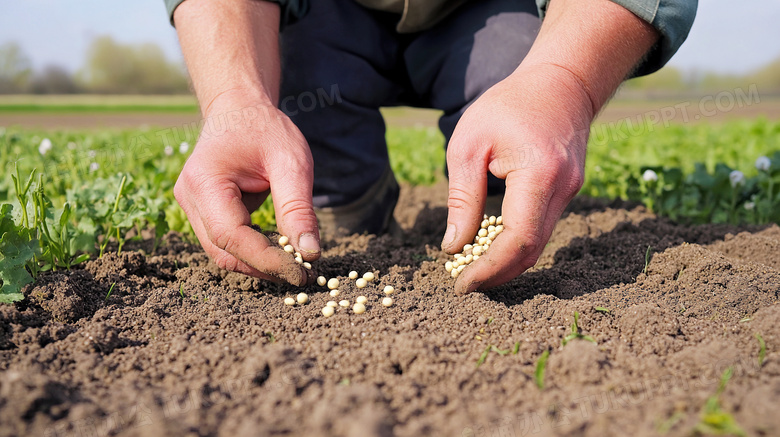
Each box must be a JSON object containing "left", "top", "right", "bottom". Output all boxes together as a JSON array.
[{"left": 1, "top": 0, "right": 779, "bottom": 76}]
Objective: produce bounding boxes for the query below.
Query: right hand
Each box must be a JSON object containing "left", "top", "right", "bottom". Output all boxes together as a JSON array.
[{"left": 174, "top": 95, "right": 320, "bottom": 286}]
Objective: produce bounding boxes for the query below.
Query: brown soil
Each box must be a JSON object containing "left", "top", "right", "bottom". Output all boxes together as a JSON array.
[{"left": 2, "top": 183, "right": 780, "bottom": 437}]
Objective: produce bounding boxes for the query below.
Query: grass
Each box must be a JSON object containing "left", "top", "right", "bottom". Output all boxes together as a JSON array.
[
  {"left": 756, "top": 333, "right": 767, "bottom": 366},
  {"left": 693, "top": 367, "right": 746, "bottom": 436},
  {"left": 534, "top": 350, "right": 550, "bottom": 390},
  {"left": 0, "top": 94, "right": 198, "bottom": 113},
  {"left": 643, "top": 245, "right": 653, "bottom": 274},
  {"left": 104, "top": 282, "right": 116, "bottom": 301},
  {"left": 562, "top": 312, "right": 596, "bottom": 346}
]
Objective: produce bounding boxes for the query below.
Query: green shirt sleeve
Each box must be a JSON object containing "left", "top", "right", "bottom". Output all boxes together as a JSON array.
[
  {"left": 163, "top": 0, "right": 309, "bottom": 27},
  {"left": 535, "top": 0, "right": 697, "bottom": 77}
]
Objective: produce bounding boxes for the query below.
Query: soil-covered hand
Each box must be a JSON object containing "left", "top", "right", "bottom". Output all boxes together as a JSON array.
[
  {"left": 174, "top": 96, "right": 319, "bottom": 286},
  {"left": 442, "top": 64, "right": 593, "bottom": 294}
]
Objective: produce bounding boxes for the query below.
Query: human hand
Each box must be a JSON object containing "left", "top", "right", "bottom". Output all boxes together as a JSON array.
[
  {"left": 442, "top": 64, "right": 593, "bottom": 294},
  {"left": 174, "top": 94, "right": 320, "bottom": 286}
]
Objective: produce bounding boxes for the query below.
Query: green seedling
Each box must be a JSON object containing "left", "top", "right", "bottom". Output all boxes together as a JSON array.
[
  {"left": 475, "top": 345, "right": 512, "bottom": 368},
  {"left": 265, "top": 332, "right": 276, "bottom": 343},
  {"left": 756, "top": 333, "right": 766, "bottom": 367},
  {"left": 535, "top": 350, "right": 550, "bottom": 390},
  {"left": 642, "top": 245, "right": 653, "bottom": 274},
  {"left": 476, "top": 345, "right": 492, "bottom": 368},
  {"left": 693, "top": 367, "right": 746, "bottom": 436},
  {"left": 657, "top": 411, "right": 685, "bottom": 435},
  {"left": 562, "top": 312, "right": 595, "bottom": 346},
  {"left": 105, "top": 282, "right": 116, "bottom": 301},
  {"left": 512, "top": 342, "right": 520, "bottom": 355},
  {"left": 594, "top": 306, "right": 611, "bottom": 314},
  {"left": 178, "top": 283, "right": 185, "bottom": 299}
]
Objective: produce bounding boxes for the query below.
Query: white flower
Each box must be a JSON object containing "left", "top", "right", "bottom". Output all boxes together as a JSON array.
[
  {"left": 164, "top": 146, "right": 174, "bottom": 156},
  {"left": 729, "top": 170, "right": 745, "bottom": 187},
  {"left": 89, "top": 162, "right": 100, "bottom": 172},
  {"left": 38, "top": 138, "right": 52, "bottom": 155},
  {"left": 67, "top": 142, "right": 77, "bottom": 150},
  {"left": 744, "top": 201, "right": 755, "bottom": 211},
  {"left": 179, "top": 142, "right": 190, "bottom": 154},
  {"left": 87, "top": 150, "right": 97, "bottom": 158},
  {"left": 642, "top": 169, "right": 658, "bottom": 182},
  {"left": 755, "top": 156, "right": 771, "bottom": 172}
]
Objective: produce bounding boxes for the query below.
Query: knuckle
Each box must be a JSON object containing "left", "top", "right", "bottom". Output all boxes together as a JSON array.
[
  {"left": 447, "top": 185, "right": 476, "bottom": 211},
  {"left": 212, "top": 251, "right": 239, "bottom": 272}
]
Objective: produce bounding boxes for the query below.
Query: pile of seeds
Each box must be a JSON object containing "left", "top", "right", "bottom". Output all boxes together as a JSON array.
[
  {"left": 444, "top": 215, "right": 503, "bottom": 278},
  {"left": 277, "top": 235, "right": 396, "bottom": 316}
]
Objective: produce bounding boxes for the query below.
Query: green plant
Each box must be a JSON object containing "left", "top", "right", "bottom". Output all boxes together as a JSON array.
[
  {"left": 562, "top": 312, "right": 595, "bottom": 346},
  {"left": 534, "top": 350, "right": 550, "bottom": 390},
  {"left": 643, "top": 245, "right": 653, "bottom": 274},
  {"left": 0, "top": 204, "right": 39, "bottom": 302},
  {"left": 475, "top": 344, "right": 513, "bottom": 368},
  {"left": 105, "top": 282, "right": 116, "bottom": 301},
  {"left": 693, "top": 367, "right": 745, "bottom": 436},
  {"left": 756, "top": 333, "right": 766, "bottom": 367},
  {"left": 594, "top": 306, "right": 611, "bottom": 314}
]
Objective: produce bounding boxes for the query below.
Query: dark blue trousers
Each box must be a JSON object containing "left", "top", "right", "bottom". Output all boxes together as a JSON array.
[{"left": 279, "top": 0, "right": 540, "bottom": 208}]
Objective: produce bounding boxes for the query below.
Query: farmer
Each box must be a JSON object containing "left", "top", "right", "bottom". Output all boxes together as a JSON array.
[{"left": 166, "top": 0, "right": 696, "bottom": 294}]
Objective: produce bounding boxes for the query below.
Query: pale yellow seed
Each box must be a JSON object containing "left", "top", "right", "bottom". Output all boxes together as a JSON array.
[
  {"left": 348, "top": 271, "right": 358, "bottom": 279},
  {"left": 317, "top": 276, "right": 327, "bottom": 286},
  {"left": 445, "top": 261, "right": 454, "bottom": 272},
  {"left": 294, "top": 251, "right": 301, "bottom": 258},
  {"left": 283, "top": 244, "right": 294, "bottom": 253},
  {"left": 488, "top": 231, "right": 497, "bottom": 240},
  {"left": 363, "top": 272, "right": 375, "bottom": 282},
  {"left": 487, "top": 225, "right": 496, "bottom": 233},
  {"left": 327, "top": 278, "right": 340, "bottom": 290},
  {"left": 496, "top": 216, "right": 503, "bottom": 225},
  {"left": 478, "top": 229, "right": 488, "bottom": 238},
  {"left": 278, "top": 235, "right": 289, "bottom": 246},
  {"left": 356, "top": 296, "right": 368, "bottom": 304},
  {"left": 322, "top": 306, "right": 335, "bottom": 317},
  {"left": 327, "top": 301, "right": 338, "bottom": 308},
  {"left": 478, "top": 236, "right": 488, "bottom": 245},
  {"left": 295, "top": 256, "right": 303, "bottom": 264},
  {"left": 303, "top": 262, "right": 312, "bottom": 269},
  {"left": 463, "top": 244, "right": 473, "bottom": 252},
  {"left": 451, "top": 269, "right": 459, "bottom": 278},
  {"left": 457, "top": 264, "right": 465, "bottom": 272},
  {"left": 296, "top": 293, "right": 309, "bottom": 304},
  {"left": 383, "top": 285, "right": 394, "bottom": 295},
  {"left": 465, "top": 254, "right": 473, "bottom": 264},
  {"left": 473, "top": 255, "right": 480, "bottom": 260},
  {"left": 382, "top": 297, "right": 393, "bottom": 307},
  {"left": 495, "top": 225, "right": 504, "bottom": 234},
  {"left": 284, "top": 297, "right": 296, "bottom": 306},
  {"left": 457, "top": 257, "right": 467, "bottom": 266},
  {"left": 353, "top": 302, "right": 366, "bottom": 314},
  {"left": 489, "top": 215, "right": 497, "bottom": 225},
  {"left": 481, "top": 219, "right": 490, "bottom": 229},
  {"left": 472, "top": 246, "right": 483, "bottom": 256},
  {"left": 483, "top": 214, "right": 488, "bottom": 220},
  {"left": 339, "top": 300, "right": 350, "bottom": 307},
  {"left": 355, "top": 278, "right": 367, "bottom": 288},
  {"left": 329, "top": 289, "right": 340, "bottom": 297}
]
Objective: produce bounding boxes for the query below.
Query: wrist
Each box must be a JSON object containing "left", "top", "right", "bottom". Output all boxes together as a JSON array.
[
  {"left": 200, "top": 87, "right": 277, "bottom": 119},
  {"left": 507, "top": 62, "right": 596, "bottom": 123}
]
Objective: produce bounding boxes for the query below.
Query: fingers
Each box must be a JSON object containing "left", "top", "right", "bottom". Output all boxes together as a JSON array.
[
  {"left": 441, "top": 136, "right": 489, "bottom": 254},
  {"left": 453, "top": 169, "right": 573, "bottom": 295}
]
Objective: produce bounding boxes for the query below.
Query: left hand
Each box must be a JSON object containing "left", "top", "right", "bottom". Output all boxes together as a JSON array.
[{"left": 442, "top": 63, "right": 594, "bottom": 294}]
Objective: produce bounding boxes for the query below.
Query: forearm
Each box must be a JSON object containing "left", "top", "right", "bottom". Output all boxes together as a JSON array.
[
  {"left": 520, "top": 0, "right": 659, "bottom": 117},
  {"left": 173, "top": 0, "right": 281, "bottom": 115}
]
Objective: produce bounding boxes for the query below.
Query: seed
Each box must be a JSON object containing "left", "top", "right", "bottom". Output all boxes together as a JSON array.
[
  {"left": 353, "top": 302, "right": 366, "bottom": 314},
  {"left": 295, "top": 255, "right": 303, "bottom": 264},
  {"left": 284, "top": 297, "right": 295, "bottom": 306},
  {"left": 356, "top": 296, "right": 368, "bottom": 304},
  {"left": 488, "top": 231, "right": 496, "bottom": 240},
  {"left": 363, "top": 272, "right": 375, "bottom": 282},
  {"left": 473, "top": 255, "right": 480, "bottom": 260},
  {"left": 481, "top": 219, "right": 489, "bottom": 229},
  {"left": 487, "top": 225, "right": 496, "bottom": 233},
  {"left": 495, "top": 225, "right": 504, "bottom": 234},
  {"left": 349, "top": 271, "right": 358, "bottom": 279},
  {"left": 317, "top": 276, "right": 327, "bottom": 286},
  {"left": 463, "top": 244, "right": 473, "bottom": 252},
  {"left": 294, "top": 251, "right": 301, "bottom": 258},
  {"left": 457, "top": 257, "right": 467, "bottom": 266},
  {"left": 303, "top": 262, "right": 312, "bottom": 269},
  {"left": 283, "top": 244, "right": 294, "bottom": 253},
  {"left": 278, "top": 235, "right": 289, "bottom": 246},
  {"left": 465, "top": 254, "right": 473, "bottom": 264},
  {"left": 383, "top": 286, "right": 394, "bottom": 295},
  {"left": 478, "top": 237, "right": 488, "bottom": 245},
  {"left": 454, "top": 253, "right": 463, "bottom": 260},
  {"left": 327, "top": 278, "right": 340, "bottom": 290},
  {"left": 496, "top": 216, "right": 503, "bottom": 225},
  {"left": 339, "top": 300, "right": 350, "bottom": 307},
  {"left": 322, "top": 306, "right": 335, "bottom": 317},
  {"left": 296, "top": 293, "right": 309, "bottom": 304},
  {"left": 356, "top": 278, "right": 368, "bottom": 288},
  {"left": 489, "top": 215, "right": 496, "bottom": 225},
  {"left": 327, "top": 301, "right": 338, "bottom": 307},
  {"left": 329, "top": 289, "right": 340, "bottom": 297},
  {"left": 472, "top": 246, "right": 483, "bottom": 256},
  {"left": 382, "top": 297, "right": 393, "bottom": 307},
  {"left": 451, "top": 269, "right": 459, "bottom": 278},
  {"left": 457, "top": 264, "right": 465, "bottom": 272},
  {"left": 483, "top": 214, "right": 488, "bottom": 220},
  {"left": 478, "top": 229, "right": 488, "bottom": 238},
  {"left": 445, "top": 261, "right": 454, "bottom": 272}
]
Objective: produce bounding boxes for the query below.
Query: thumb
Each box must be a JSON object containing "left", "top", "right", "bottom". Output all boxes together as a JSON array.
[
  {"left": 442, "top": 137, "right": 489, "bottom": 254},
  {"left": 268, "top": 151, "right": 321, "bottom": 261}
]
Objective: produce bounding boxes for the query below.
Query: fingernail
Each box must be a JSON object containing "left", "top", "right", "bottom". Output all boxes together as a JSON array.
[
  {"left": 442, "top": 223, "right": 456, "bottom": 251},
  {"left": 298, "top": 233, "right": 320, "bottom": 254}
]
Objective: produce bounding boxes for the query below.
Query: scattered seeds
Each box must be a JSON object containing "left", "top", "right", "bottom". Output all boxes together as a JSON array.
[
  {"left": 356, "top": 295, "right": 368, "bottom": 304},
  {"left": 329, "top": 289, "right": 340, "bottom": 297},
  {"left": 363, "top": 272, "right": 375, "bottom": 282},
  {"left": 326, "top": 301, "right": 338, "bottom": 308},
  {"left": 353, "top": 302, "right": 366, "bottom": 314},
  {"left": 296, "top": 293, "right": 309, "bottom": 304},
  {"left": 327, "top": 278, "right": 340, "bottom": 290},
  {"left": 278, "top": 235, "right": 289, "bottom": 246},
  {"left": 356, "top": 278, "right": 368, "bottom": 288},
  {"left": 317, "top": 276, "right": 327, "bottom": 286},
  {"left": 283, "top": 297, "right": 295, "bottom": 306},
  {"left": 383, "top": 285, "right": 394, "bottom": 295},
  {"left": 303, "top": 262, "right": 312, "bottom": 269},
  {"left": 283, "top": 244, "right": 294, "bottom": 254},
  {"left": 382, "top": 297, "right": 393, "bottom": 307},
  {"left": 322, "top": 306, "right": 335, "bottom": 317},
  {"left": 339, "top": 300, "right": 350, "bottom": 308},
  {"left": 445, "top": 261, "right": 454, "bottom": 272},
  {"left": 348, "top": 271, "right": 358, "bottom": 279}
]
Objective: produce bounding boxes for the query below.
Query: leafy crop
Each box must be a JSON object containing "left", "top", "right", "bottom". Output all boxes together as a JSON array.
[{"left": 562, "top": 312, "right": 596, "bottom": 346}]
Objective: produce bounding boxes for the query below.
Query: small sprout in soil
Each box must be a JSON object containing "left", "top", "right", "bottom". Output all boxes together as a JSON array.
[
  {"left": 105, "top": 282, "right": 116, "bottom": 301},
  {"left": 284, "top": 297, "right": 296, "bottom": 306},
  {"left": 382, "top": 297, "right": 393, "bottom": 307},
  {"left": 266, "top": 332, "right": 276, "bottom": 343},
  {"left": 383, "top": 285, "right": 394, "bottom": 295},
  {"left": 363, "top": 272, "right": 375, "bottom": 282},
  {"left": 656, "top": 411, "right": 685, "bottom": 434},
  {"left": 512, "top": 342, "right": 520, "bottom": 355},
  {"left": 739, "top": 316, "right": 752, "bottom": 323},
  {"left": 329, "top": 289, "right": 340, "bottom": 297},
  {"left": 339, "top": 300, "right": 350, "bottom": 308},
  {"left": 594, "top": 306, "right": 611, "bottom": 314},
  {"left": 326, "top": 301, "right": 338, "bottom": 308},
  {"left": 491, "top": 345, "right": 510, "bottom": 355},
  {"left": 296, "top": 293, "right": 309, "bottom": 304},
  {"left": 756, "top": 332, "right": 767, "bottom": 366},
  {"left": 535, "top": 350, "right": 550, "bottom": 390},
  {"left": 487, "top": 317, "right": 494, "bottom": 324},
  {"left": 352, "top": 302, "right": 366, "bottom": 314},
  {"left": 356, "top": 296, "right": 368, "bottom": 304},
  {"left": 327, "top": 278, "right": 339, "bottom": 290},
  {"left": 278, "top": 235, "right": 289, "bottom": 246},
  {"left": 178, "top": 283, "right": 186, "bottom": 299},
  {"left": 317, "top": 276, "right": 327, "bottom": 286},
  {"left": 693, "top": 367, "right": 746, "bottom": 436},
  {"left": 476, "top": 345, "right": 492, "bottom": 368},
  {"left": 322, "top": 306, "right": 335, "bottom": 317},
  {"left": 562, "top": 312, "right": 595, "bottom": 346},
  {"left": 339, "top": 378, "right": 350, "bottom": 386},
  {"left": 356, "top": 278, "right": 368, "bottom": 288},
  {"left": 642, "top": 245, "right": 653, "bottom": 274},
  {"left": 349, "top": 271, "right": 358, "bottom": 279}
]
